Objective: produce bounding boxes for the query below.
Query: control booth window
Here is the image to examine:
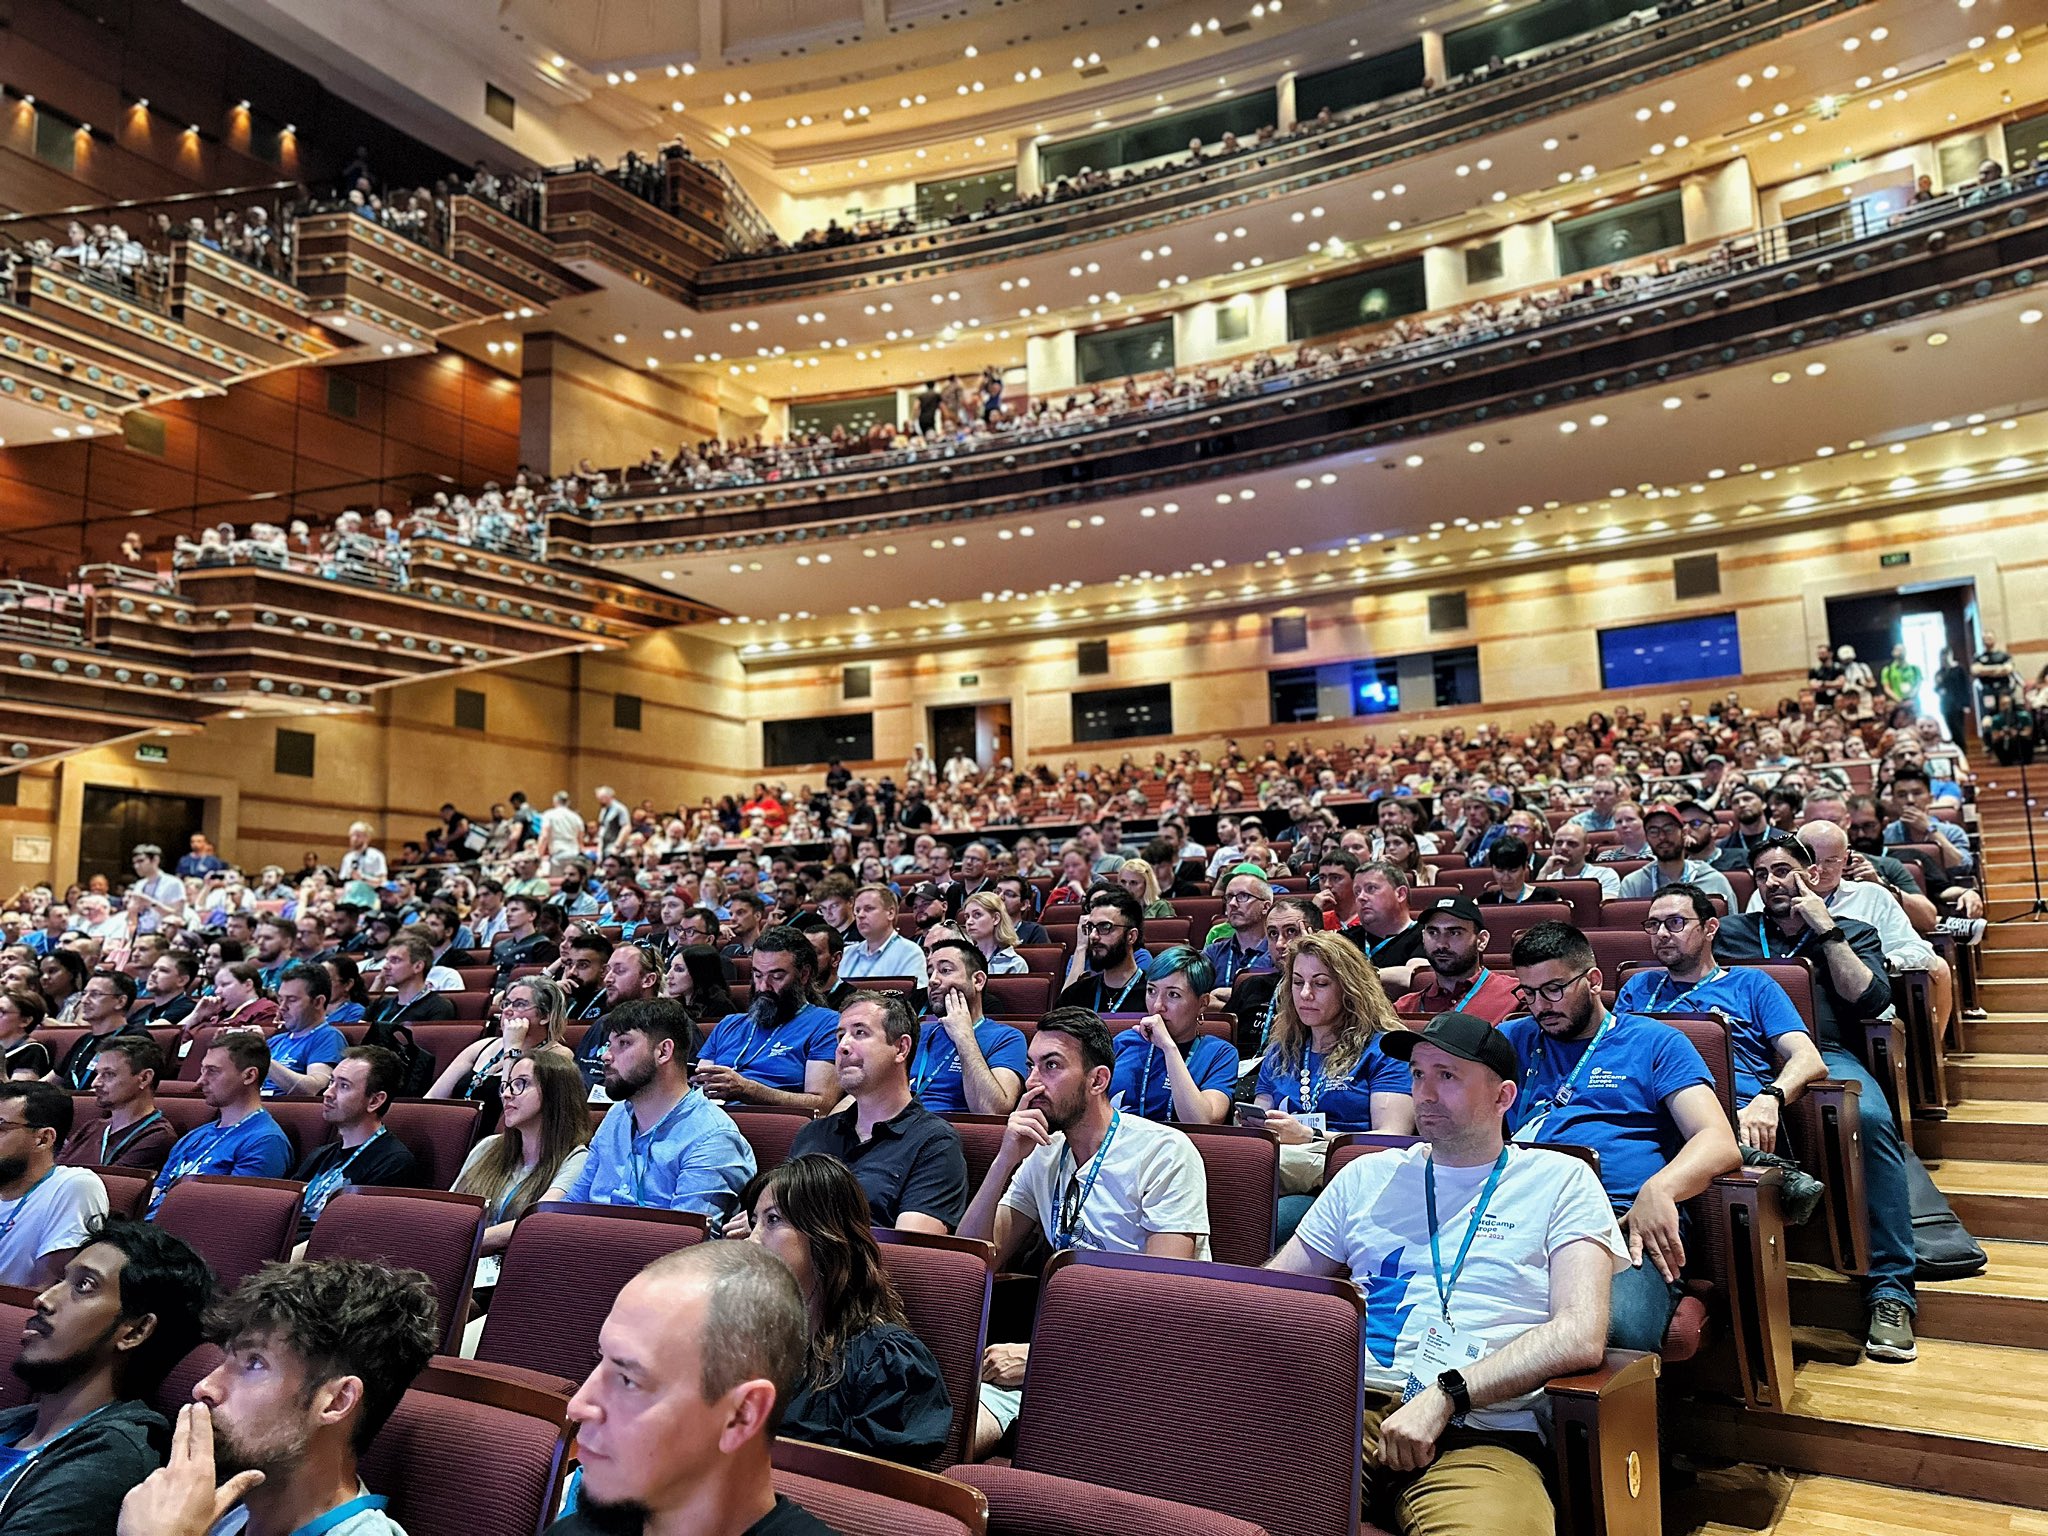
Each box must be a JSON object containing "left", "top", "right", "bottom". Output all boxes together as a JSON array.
[
  {"left": 1286, "top": 259, "right": 1427, "bottom": 343},
  {"left": 1598, "top": 612, "right": 1742, "bottom": 690},
  {"left": 1072, "top": 684, "right": 1173, "bottom": 744},
  {"left": 916, "top": 169, "right": 1018, "bottom": 223},
  {"left": 1555, "top": 190, "right": 1686, "bottom": 278},
  {"left": 1077, "top": 320, "right": 1173, "bottom": 385},
  {"left": 1295, "top": 43, "right": 1426, "bottom": 122},
  {"left": 790, "top": 392, "right": 897, "bottom": 440},
  {"left": 763, "top": 713, "right": 875, "bottom": 768},
  {"left": 1270, "top": 646, "right": 1479, "bottom": 723},
  {"left": 1039, "top": 93, "right": 1277, "bottom": 184}
]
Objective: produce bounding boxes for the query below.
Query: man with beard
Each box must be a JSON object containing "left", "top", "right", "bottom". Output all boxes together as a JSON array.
[
  {"left": 0, "top": 1216, "right": 211, "bottom": 1535},
  {"left": 116, "top": 1258, "right": 436, "bottom": 1536},
  {"left": 1339, "top": 862, "right": 1428, "bottom": 995},
  {"left": 1614, "top": 805, "right": 1737, "bottom": 907},
  {"left": 571, "top": 945, "right": 662, "bottom": 1097},
  {"left": 563, "top": 934, "right": 622, "bottom": 1092},
  {"left": 549, "top": 999, "right": 752, "bottom": 1218},
  {"left": 1395, "top": 898, "right": 1520, "bottom": 1023},
  {"left": 131, "top": 954, "right": 199, "bottom": 1032},
  {"left": 1711, "top": 835, "right": 1916, "bottom": 1360},
  {"left": 1535, "top": 822, "right": 1619, "bottom": 898},
  {"left": 910, "top": 941, "right": 1026, "bottom": 1115},
  {"left": 1267, "top": 1013, "right": 1624, "bottom": 1536},
  {"left": 248, "top": 921, "right": 292, "bottom": 996},
  {"left": 959, "top": 1008, "right": 1209, "bottom": 1458},
  {"left": 1054, "top": 890, "right": 1148, "bottom": 1016},
  {"left": 791, "top": 918, "right": 857, "bottom": 1011},
  {"left": 544, "top": 1244, "right": 835, "bottom": 1536},
  {"left": 0, "top": 1083, "right": 109, "bottom": 1289},
  {"left": 693, "top": 931, "right": 840, "bottom": 1116},
  {"left": 1500, "top": 923, "right": 1739, "bottom": 1354},
  {"left": 1844, "top": 795, "right": 1986, "bottom": 941}
]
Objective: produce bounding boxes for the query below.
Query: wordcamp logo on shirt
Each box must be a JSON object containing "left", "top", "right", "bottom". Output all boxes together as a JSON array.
[{"left": 1586, "top": 1067, "right": 1631, "bottom": 1092}]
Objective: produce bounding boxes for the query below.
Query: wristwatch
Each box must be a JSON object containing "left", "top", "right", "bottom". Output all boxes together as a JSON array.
[
  {"left": 1816, "top": 926, "right": 1848, "bottom": 945},
  {"left": 1758, "top": 1084, "right": 1787, "bottom": 1106},
  {"left": 1436, "top": 1369, "right": 1472, "bottom": 1418}
]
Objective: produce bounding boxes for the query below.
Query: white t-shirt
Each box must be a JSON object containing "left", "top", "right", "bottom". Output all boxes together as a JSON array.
[
  {"left": 1000, "top": 1112, "right": 1211, "bottom": 1260},
  {"left": 0, "top": 1167, "right": 109, "bottom": 1285},
  {"left": 340, "top": 847, "right": 388, "bottom": 883},
  {"left": 1295, "top": 1143, "right": 1625, "bottom": 1437},
  {"left": 540, "top": 806, "right": 586, "bottom": 860},
  {"left": 131, "top": 871, "right": 185, "bottom": 933}
]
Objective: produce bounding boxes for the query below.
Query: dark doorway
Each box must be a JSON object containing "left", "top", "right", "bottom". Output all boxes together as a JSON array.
[
  {"left": 80, "top": 787, "right": 205, "bottom": 890},
  {"left": 1824, "top": 579, "right": 1976, "bottom": 720},
  {"left": 928, "top": 702, "right": 1013, "bottom": 772},
  {"left": 929, "top": 706, "right": 977, "bottom": 767}
]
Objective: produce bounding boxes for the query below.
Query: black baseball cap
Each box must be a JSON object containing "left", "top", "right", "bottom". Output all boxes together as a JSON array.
[
  {"left": 1419, "top": 895, "right": 1484, "bottom": 928},
  {"left": 1381, "top": 1011, "right": 1520, "bottom": 1081}
]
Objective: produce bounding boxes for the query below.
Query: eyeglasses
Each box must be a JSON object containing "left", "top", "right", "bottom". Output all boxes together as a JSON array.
[
  {"left": 501, "top": 997, "right": 537, "bottom": 1014},
  {"left": 501, "top": 1077, "right": 534, "bottom": 1098},
  {"left": 1511, "top": 966, "right": 1596, "bottom": 1006},
  {"left": 1075, "top": 921, "right": 1129, "bottom": 938},
  {"left": 1639, "top": 916, "right": 1697, "bottom": 935},
  {"left": 1223, "top": 891, "right": 1270, "bottom": 906}
]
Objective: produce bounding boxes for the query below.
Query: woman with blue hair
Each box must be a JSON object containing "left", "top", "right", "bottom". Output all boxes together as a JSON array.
[{"left": 1107, "top": 946, "right": 1240, "bottom": 1124}]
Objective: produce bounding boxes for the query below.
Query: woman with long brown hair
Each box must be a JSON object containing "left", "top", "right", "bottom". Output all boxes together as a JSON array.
[
  {"left": 450, "top": 1048, "right": 591, "bottom": 1292},
  {"left": 738, "top": 1154, "right": 952, "bottom": 1464}
]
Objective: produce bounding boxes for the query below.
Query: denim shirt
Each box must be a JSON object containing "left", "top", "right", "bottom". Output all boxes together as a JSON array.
[{"left": 564, "top": 1087, "right": 755, "bottom": 1219}]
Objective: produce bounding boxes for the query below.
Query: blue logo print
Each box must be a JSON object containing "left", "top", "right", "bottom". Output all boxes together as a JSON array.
[{"left": 1363, "top": 1247, "right": 1417, "bottom": 1367}]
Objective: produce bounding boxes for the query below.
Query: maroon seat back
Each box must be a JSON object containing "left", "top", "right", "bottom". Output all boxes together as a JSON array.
[
  {"left": 157, "top": 1097, "right": 220, "bottom": 1137},
  {"left": 1013, "top": 1253, "right": 1364, "bottom": 1536},
  {"left": 175, "top": 1026, "right": 218, "bottom": 1081},
  {"left": 1723, "top": 869, "right": 1757, "bottom": 909},
  {"left": 1180, "top": 1125, "right": 1280, "bottom": 1267},
  {"left": 0, "top": 1287, "right": 34, "bottom": 1411},
  {"left": 1168, "top": 898, "right": 1224, "bottom": 932},
  {"left": 264, "top": 1100, "right": 327, "bottom": 1160},
  {"left": 1474, "top": 902, "right": 1572, "bottom": 948},
  {"left": 304, "top": 1189, "right": 486, "bottom": 1353},
  {"left": 1015, "top": 946, "right": 1067, "bottom": 976},
  {"left": 773, "top": 1440, "right": 988, "bottom": 1536},
  {"left": 383, "top": 1100, "right": 484, "bottom": 1189},
  {"left": 1041, "top": 904, "right": 1084, "bottom": 927},
  {"left": 405, "top": 1023, "right": 489, "bottom": 1082},
  {"left": 360, "top": 1360, "right": 572, "bottom": 1536},
  {"left": 873, "top": 1230, "right": 996, "bottom": 1468},
  {"left": 85, "top": 1165, "right": 154, "bottom": 1220},
  {"left": 730, "top": 1107, "right": 817, "bottom": 1177},
  {"left": 154, "top": 1176, "right": 305, "bottom": 1290},
  {"left": 1138, "top": 916, "right": 1193, "bottom": 948},
  {"left": 1404, "top": 885, "right": 1461, "bottom": 913},
  {"left": 1545, "top": 879, "right": 1607, "bottom": 930},
  {"left": 1586, "top": 928, "right": 1657, "bottom": 975},
  {"left": 983, "top": 974, "right": 1053, "bottom": 1017},
  {"left": 941, "top": 1115, "right": 1012, "bottom": 1199},
  {"left": 476, "top": 1204, "right": 707, "bottom": 1383},
  {"left": 1728, "top": 959, "right": 1818, "bottom": 1032},
  {"left": 448, "top": 992, "right": 493, "bottom": 1021}
]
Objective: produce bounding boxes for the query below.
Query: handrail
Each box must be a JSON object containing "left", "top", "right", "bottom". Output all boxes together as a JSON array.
[{"left": 0, "top": 180, "right": 305, "bottom": 227}]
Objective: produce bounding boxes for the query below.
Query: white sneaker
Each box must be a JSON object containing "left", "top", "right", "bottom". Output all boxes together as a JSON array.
[{"left": 1934, "top": 916, "right": 1986, "bottom": 945}]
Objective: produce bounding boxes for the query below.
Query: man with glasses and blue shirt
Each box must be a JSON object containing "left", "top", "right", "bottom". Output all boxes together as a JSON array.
[
  {"left": 1710, "top": 833, "right": 1917, "bottom": 1362},
  {"left": 1500, "top": 922, "right": 1740, "bottom": 1354},
  {"left": 1202, "top": 871, "right": 1274, "bottom": 1005},
  {"left": 912, "top": 941, "right": 1027, "bottom": 1115},
  {"left": 693, "top": 928, "right": 841, "bottom": 1116},
  {"left": 544, "top": 998, "right": 754, "bottom": 1218}
]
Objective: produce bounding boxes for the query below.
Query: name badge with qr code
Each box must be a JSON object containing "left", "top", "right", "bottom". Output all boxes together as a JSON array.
[
  {"left": 1294, "top": 1112, "right": 1328, "bottom": 1134},
  {"left": 1416, "top": 1318, "right": 1484, "bottom": 1378}
]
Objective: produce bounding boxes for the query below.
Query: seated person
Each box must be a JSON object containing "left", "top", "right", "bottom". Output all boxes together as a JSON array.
[
  {"left": 1476, "top": 837, "right": 1565, "bottom": 906},
  {"left": 0, "top": 986, "right": 52, "bottom": 1081},
  {"left": 53, "top": 973, "right": 149, "bottom": 1092},
  {"left": 911, "top": 942, "right": 1027, "bottom": 1115},
  {"left": 1614, "top": 804, "right": 1738, "bottom": 906},
  {"left": 1340, "top": 862, "right": 1429, "bottom": 995},
  {"left": 1110, "top": 947, "right": 1239, "bottom": 1124},
  {"left": 1054, "top": 889, "right": 1150, "bottom": 1015},
  {"left": 0, "top": 1216, "right": 212, "bottom": 1536},
  {"left": 369, "top": 934, "right": 456, "bottom": 1027},
  {"left": 767, "top": 993, "right": 967, "bottom": 1234},
  {"left": 839, "top": 886, "right": 930, "bottom": 985},
  {"left": 1225, "top": 896, "right": 1318, "bottom": 1054},
  {"left": 1269, "top": 1011, "right": 1626, "bottom": 1536},
  {"left": 489, "top": 895, "right": 558, "bottom": 989},
  {"left": 1201, "top": 871, "right": 1274, "bottom": 998},
  {"left": 426, "top": 976, "right": 573, "bottom": 1132},
  {"left": 694, "top": 929, "right": 841, "bottom": 1114},
  {"left": 451, "top": 1050, "right": 591, "bottom": 1293},
  {"left": 262, "top": 964, "right": 348, "bottom": 1099},
  {"left": 957, "top": 1008, "right": 1211, "bottom": 1457},
  {"left": 1536, "top": 823, "right": 1620, "bottom": 897},
  {"left": 1254, "top": 928, "right": 1417, "bottom": 1141},
  {"left": 1396, "top": 897, "right": 1522, "bottom": 1023},
  {"left": 736, "top": 1154, "right": 953, "bottom": 1464},
  {"left": 123, "top": 1259, "right": 437, "bottom": 1536},
  {"left": 0, "top": 1083, "right": 109, "bottom": 1289},
  {"left": 146, "top": 1032, "right": 294, "bottom": 1219},
  {"left": 1502, "top": 921, "right": 1740, "bottom": 1352},
  {"left": 59, "top": 1036, "right": 175, "bottom": 1173},
  {"left": 290, "top": 1046, "right": 423, "bottom": 1247},
  {"left": 545, "top": 999, "right": 755, "bottom": 1219},
  {"left": 1712, "top": 834, "right": 1917, "bottom": 1361}
]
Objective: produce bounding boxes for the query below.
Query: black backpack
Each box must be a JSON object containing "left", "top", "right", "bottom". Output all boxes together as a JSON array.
[{"left": 361, "top": 1018, "right": 440, "bottom": 1098}]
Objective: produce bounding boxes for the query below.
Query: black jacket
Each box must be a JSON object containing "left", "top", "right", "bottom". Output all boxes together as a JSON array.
[{"left": 0, "top": 1398, "right": 168, "bottom": 1536}]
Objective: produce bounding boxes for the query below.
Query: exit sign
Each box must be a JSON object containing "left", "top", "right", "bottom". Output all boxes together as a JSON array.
[
  {"left": 958, "top": 674, "right": 980, "bottom": 687},
  {"left": 1880, "top": 551, "right": 1911, "bottom": 568},
  {"left": 135, "top": 742, "right": 168, "bottom": 763}
]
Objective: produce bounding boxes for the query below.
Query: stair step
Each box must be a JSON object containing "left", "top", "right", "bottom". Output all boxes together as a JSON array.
[
  {"left": 1979, "top": 924, "right": 2048, "bottom": 952},
  {"left": 1680, "top": 1336, "right": 2048, "bottom": 1508},
  {"left": 1917, "top": 1102, "right": 2048, "bottom": 1161},
  {"left": 1928, "top": 1158, "right": 2048, "bottom": 1240},
  {"left": 1975, "top": 948, "right": 2048, "bottom": 978},
  {"left": 1955, "top": 1018, "right": 2048, "bottom": 1053},
  {"left": 1970, "top": 979, "right": 2048, "bottom": 1011},
  {"left": 1676, "top": 1465, "right": 2048, "bottom": 1536},
  {"left": 1789, "top": 1241, "right": 2048, "bottom": 1347},
  {"left": 1947, "top": 1055, "right": 2048, "bottom": 1100}
]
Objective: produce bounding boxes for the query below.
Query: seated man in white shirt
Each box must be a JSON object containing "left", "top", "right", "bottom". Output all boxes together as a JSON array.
[
  {"left": 0, "top": 1082, "right": 108, "bottom": 1289},
  {"left": 957, "top": 1006, "right": 1210, "bottom": 1458},
  {"left": 1269, "top": 1010, "right": 1626, "bottom": 1536},
  {"left": 1536, "top": 822, "right": 1620, "bottom": 898}
]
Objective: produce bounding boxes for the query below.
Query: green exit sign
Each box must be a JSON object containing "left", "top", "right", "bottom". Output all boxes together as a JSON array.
[
  {"left": 135, "top": 742, "right": 168, "bottom": 763},
  {"left": 958, "top": 674, "right": 980, "bottom": 687},
  {"left": 1880, "top": 551, "right": 1911, "bottom": 568}
]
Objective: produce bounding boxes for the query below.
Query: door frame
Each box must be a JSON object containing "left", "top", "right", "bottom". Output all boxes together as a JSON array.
[{"left": 54, "top": 757, "right": 237, "bottom": 894}]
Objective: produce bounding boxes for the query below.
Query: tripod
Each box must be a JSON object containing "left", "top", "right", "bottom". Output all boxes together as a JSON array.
[{"left": 1995, "top": 755, "right": 2048, "bottom": 923}]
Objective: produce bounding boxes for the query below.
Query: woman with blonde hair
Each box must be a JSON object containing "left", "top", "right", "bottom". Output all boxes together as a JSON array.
[
  {"left": 957, "top": 890, "right": 1027, "bottom": 974},
  {"left": 427, "top": 975, "right": 572, "bottom": 1130},
  {"left": 1115, "top": 858, "right": 1174, "bottom": 919}
]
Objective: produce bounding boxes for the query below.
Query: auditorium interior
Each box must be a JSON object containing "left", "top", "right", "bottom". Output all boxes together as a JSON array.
[{"left": 0, "top": 0, "right": 2045, "bottom": 1530}]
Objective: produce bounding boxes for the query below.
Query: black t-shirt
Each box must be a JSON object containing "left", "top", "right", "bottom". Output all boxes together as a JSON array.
[
  {"left": 1057, "top": 970, "right": 1149, "bottom": 1015},
  {"left": 372, "top": 990, "right": 456, "bottom": 1026},
  {"left": 790, "top": 1102, "right": 970, "bottom": 1229},
  {"left": 291, "top": 1131, "right": 423, "bottom": 1241},
  {"left": 56, "top": 1021, "right": 153, "bottom": 1091},
  {"left": 550, "top": 1494, "right": 838, "bottom": 1536},
  {"left": 1339, "top": 921, "right": 1426, "bottom": 970}
]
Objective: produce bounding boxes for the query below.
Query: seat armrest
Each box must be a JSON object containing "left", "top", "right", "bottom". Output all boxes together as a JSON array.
[
  {"left": 946, "top": 1464, "right": 1272, "bottom": 1536},
  {"left": 1694, "top": 1167, "right": 1792, "bottom": 1411},
  {"left": 1787, "top": 1078, "right": 1870, "bottom": 1277},
  {"left": 1546, "top": 1350, "right": 1661, "bottom": 1536}
]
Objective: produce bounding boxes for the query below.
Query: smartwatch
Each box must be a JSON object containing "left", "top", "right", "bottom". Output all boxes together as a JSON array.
[
  {"left": 1436, "top": 1369, "right": 1472, "bottom": 1418},
  {"left": 1816, "top": 926, "right": 1848, "bottom": 945},
  {"left": 1758, "top": 1084, "right": 1787, "bottom": 1106}
]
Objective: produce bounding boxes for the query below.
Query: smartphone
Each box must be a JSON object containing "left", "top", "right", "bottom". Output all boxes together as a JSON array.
[{"left": 1235, "top": 1102, "right": 1269, "bottom": 1127}]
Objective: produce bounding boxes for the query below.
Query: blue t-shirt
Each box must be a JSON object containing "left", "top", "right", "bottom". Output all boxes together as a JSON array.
[
  {"left": 909, "top": 1019, "right": 1029, "bottom": 1113},
  {"left": 1111, "top": 1030, "right": 1241, "bottom": 1122},
  {"left": 264, "top": 1024, "right": 349, "bottom": 1096},
  {"left": 1613, "top": 966, "right": 1810, "bottom": 1102},
  {"left": 699, "top": 1004, "right": 840, "bottom": 1093},
  {"left": 1255, "top": 1035, "right": 1412, "bottom": 1132},
  {"left": 149, "top": 1110, "right": 295, "bottom": 1217},
  {"left": 1500, "top": 1012, "right": 1712, "bottom": 1209}
]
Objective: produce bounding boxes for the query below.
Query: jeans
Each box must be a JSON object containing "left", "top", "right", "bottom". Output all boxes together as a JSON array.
[
  {"left": 1608, "top": 1252, "right": 1683, "bottom": 1351},
  {"left": 1278, "top": 1192, "right": 1315, "bottom": 1249},
  {"left": 1821, "top": 1043, "right": 1918, "bottom": 1311}
]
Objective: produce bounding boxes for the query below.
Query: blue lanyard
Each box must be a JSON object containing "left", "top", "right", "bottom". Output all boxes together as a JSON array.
[
  {"left": 1452, "top": 968, "right": 1492, "bottom": 1012},
  {"left": 101, "top": 1110, "right": 164, "bottom": 1165},
  {"left": 292, "top": 1494, "right": 389, "bottom": 1536},
  {"left": 911, "top": 1026, "right": 961, "bottom": 1098},
  {"left": 1426, "top": 1148, "right": 1510, "bottom": 1323},
  {"left": 1365, "top": 925, "right": 1413, "bottom": 961},
  {"left": 1520, "top": 1017, "right": 1617, "bottom": 1128},
  {"left": 1256, "top": 991, "right": 1281, "bottom": 1050},
  {"left": 1095, "top": 972, "right": 1143, "bottom": 1014},
  {"left": 170, "top": 1120, "right": 240, "bottom": 1180},
  {"left": 304, "top": 1129, "right": 385, "bottom": 1220},
  {"left": 0, "top": 1169, "right": 58, "bottom": 1245},
  {"left": 1648, "top": 966, "right": 1724, "bottom": 1014},
  {"left": 1050, "top": 1110, "right": 1121, "bottom": 1249},
  {"left": 1758, "top": 916, "right": 1810, "bottom": 960},
  {"left": 1135, "top": 1033, "right": 1188, "bottom": 1117}
]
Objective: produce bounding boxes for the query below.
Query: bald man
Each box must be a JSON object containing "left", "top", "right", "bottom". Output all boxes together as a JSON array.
[{"left": 548, "top": 1242, "right": 835, "bottom": 1536}]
